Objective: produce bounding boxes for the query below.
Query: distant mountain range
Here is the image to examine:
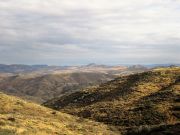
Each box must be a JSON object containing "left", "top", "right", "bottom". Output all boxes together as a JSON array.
[
  {"left": 144, "top": 64, "right": 180, "bottom": 68},
  {"left": 0, "top": 64, "right": 126, "bottom": 74},
  {"left": 0, "top": 63, "right": 179, "bottom": 74},
  {"left": 0, "top": 64, "right": 49, "bottom": 73}
]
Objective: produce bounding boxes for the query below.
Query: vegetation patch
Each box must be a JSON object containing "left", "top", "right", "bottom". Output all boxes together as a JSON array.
[{"left": 44, "top": 67, "right": 180, "bottom": 134}]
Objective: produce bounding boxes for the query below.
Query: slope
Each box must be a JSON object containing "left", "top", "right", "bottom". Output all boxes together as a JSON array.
[
  {"left": 0, "top": 72, "right": 114, "bottom": 103},
  {"left": 44, "top": 67, "right": 180, "bottom": 134},
  {"left": 0, "top": 92, "right": 118, "bottom": 135}
]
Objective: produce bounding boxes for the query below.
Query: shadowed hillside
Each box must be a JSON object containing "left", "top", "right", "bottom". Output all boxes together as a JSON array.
[
  {"left": 0, "top": 72, "right": 114, "bottom": 103},
  {"left": 44, "top": 67, "right": 180, "bottom": 134},
  {"left": 0, "top": 64, "right": 148, "bottom": 103},
  {"left": 0, "top": 92, "right": 118, "bottom": 135}
]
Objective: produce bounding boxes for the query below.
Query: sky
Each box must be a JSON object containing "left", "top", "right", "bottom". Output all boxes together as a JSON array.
[{"left": 0, "top": 0, "right": 180, "bottom": 65}]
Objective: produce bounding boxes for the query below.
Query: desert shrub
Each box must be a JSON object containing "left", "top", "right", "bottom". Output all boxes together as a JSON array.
[
  {"left": 126, "top": 125, "right": 152, "bottom": 135},
  {"left": 7, "top": 117, "right": 15, "bottom": 122},
  {"left": 0, "top": 129, "right": 15, "bottom": 135}
]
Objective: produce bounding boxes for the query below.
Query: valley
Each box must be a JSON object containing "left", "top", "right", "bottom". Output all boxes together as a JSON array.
[
  {"left": 0, "top": 66, "right": 179, "bottom": 135},
  {"left": 0, "top": 64, "right": 148, "bottom": 103}
]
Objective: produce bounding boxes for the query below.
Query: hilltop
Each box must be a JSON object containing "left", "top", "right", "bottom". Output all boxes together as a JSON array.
[
  {"left": 44, "top": 67, "right": 180, "bottom": 134},
  {"left": 0, "top": 92, "right": 118, "bottom": 135}
]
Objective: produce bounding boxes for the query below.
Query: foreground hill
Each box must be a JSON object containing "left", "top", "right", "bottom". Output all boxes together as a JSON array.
[
  {"left": 0, "top": 92, "right": 118, "bottom": 135},
  {"left": 44, "top": 67, "right": 180, "bottom": 134},
  {"left": 0, "top": 72, "right": 114, "bottom": 103}
]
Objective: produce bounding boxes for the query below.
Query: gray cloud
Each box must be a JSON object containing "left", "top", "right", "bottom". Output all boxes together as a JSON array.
[{"left": 0, "top": 0, "right": 180, "bottom": 65}]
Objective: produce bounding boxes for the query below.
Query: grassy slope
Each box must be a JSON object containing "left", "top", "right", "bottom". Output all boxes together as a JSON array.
[
  {"left": 0, "top": 92, "right": 118, "bottom": 135},
  {"left": 44, "top": 67, "right": 180, "bottom": 134},
  {"left": 0, "top": 72, "right": 114, "bottom": 103}
]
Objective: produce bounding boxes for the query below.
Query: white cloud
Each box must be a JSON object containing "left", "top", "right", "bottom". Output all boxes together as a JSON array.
[{"left": 0, "top": 0, "right": 180, "bottom": 65}]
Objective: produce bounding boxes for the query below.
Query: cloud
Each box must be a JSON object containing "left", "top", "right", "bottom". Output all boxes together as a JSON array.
[{"left": 0, "top": 0, "right": 180, "bottom": 65}]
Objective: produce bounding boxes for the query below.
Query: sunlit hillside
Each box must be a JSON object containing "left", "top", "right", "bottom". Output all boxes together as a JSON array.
[
  {"left": 44, "top": 67, "right": 180, "bottom": 134},
  {"left": 0, "top": 92, "right": 118, "bottom": 135}
]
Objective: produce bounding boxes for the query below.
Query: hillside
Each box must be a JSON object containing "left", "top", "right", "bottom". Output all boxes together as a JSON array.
[
  {"left": 0, "top": 92, "right": 118, "bottom": 135},
  {"left": 0, "top": 64, "right": 127, "bottom": 74},
  {"left": 44, "top": 67, "right": 180, "bottom": 134},
  {"left": 0, "top": 72, "right": 114, "bottom": 103}
]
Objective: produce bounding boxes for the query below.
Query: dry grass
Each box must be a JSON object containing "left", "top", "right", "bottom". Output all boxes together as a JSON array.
[
  {"left": 44, "top": 67, "right": 180, "bottom": 134},
  {"left": 0, "top": 72, "right": 115, "bottom": 103},
  {"left": 0, "top": 92, "right": 118, "bottom": 135}
]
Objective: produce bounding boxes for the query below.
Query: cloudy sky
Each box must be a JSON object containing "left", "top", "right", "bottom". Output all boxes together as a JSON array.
[{"left": 0, "top": 0, "right": 180, "bottom": 65}]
